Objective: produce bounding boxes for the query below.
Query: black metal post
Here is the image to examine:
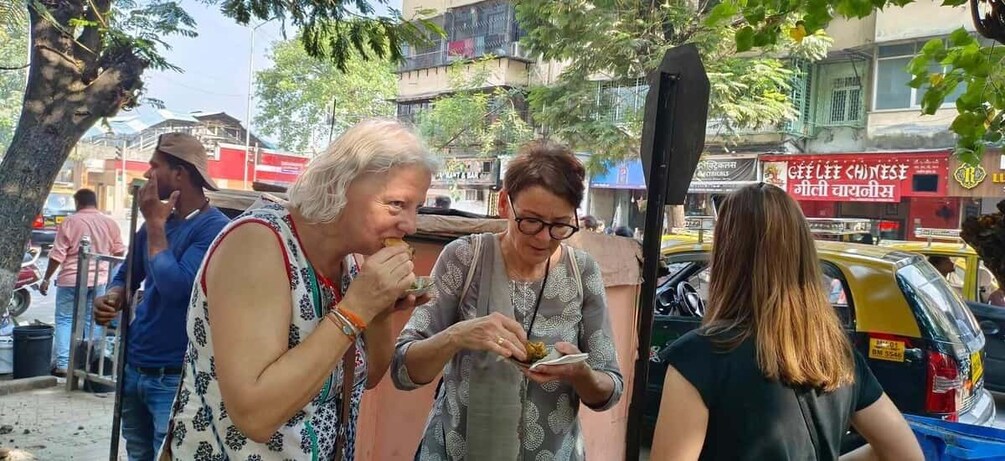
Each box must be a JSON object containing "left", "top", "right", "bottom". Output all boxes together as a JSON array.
[
  {"left": 110, "top": 183, "right": 141, "bottom": 461},
  {"left": 625, "top": 72, "right": 677, "bottom": 461}
]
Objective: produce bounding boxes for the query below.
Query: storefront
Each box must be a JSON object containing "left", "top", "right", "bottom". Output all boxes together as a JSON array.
[
  {"left": 428, "top": 156, "right": 501, "bottom": 215},
  {"left": 761, "top": 151, "right": 953, "bottom": 240},
  {"left": 685, "top": 155, "right": 759, "bottom": 216},
  {"left": 589, "top": 155, "right": 760, "bottom": 230}
]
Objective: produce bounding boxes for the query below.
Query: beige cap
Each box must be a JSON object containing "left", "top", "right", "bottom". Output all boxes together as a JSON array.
[{"left": 155, "top": 133, "right": 220, "bottom": 191}]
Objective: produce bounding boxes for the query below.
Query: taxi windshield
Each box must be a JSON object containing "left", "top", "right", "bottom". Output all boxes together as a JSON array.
[{"left": 897, "top": 262, "right": 982, "bottom": 347}]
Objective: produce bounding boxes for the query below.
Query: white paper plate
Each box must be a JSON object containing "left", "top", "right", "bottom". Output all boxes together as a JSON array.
[
  {"left": 529, "top": 353, "right": 588, "bottom": 371},
  {"left": 507, "top": 351, "right": 589, "bottom": 371}
]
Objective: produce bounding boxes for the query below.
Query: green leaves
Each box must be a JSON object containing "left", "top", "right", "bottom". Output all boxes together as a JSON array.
[
  {"left": 218, "top": 0, "right": 442, "bottom": 72},
  {"left": 736, "top": 26, "right": 756, "bottom": 51},
  {"left": 254, "top": 36, "right": 397, "bottom": 153},
  {"left": 415, "top": 59, "right": 533, "bottom": 157}
]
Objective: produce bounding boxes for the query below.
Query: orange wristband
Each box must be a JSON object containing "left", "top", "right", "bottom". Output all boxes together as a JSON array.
[{"left": 337, "top": 304, "right": 367, "bottom": 331}]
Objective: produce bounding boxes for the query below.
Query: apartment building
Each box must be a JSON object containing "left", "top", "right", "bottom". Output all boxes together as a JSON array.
[
  {"left": 397, "top": 0, "right": 540, "bottom": 215},
  {"left": 398, "top": 0, "right": 985, "bottom": 235},
  {"left": 764, "top": 0, "right": 985, "bottom": 237}
]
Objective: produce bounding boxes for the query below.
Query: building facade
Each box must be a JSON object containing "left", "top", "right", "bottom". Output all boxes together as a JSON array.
[{"left": 80, "top": 109, "right": 308, "bottom": 215}]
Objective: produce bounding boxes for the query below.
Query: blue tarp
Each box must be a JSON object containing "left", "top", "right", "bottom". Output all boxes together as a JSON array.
[{"left": 905, "top": 414, "right": 1005, "bottom": 460}]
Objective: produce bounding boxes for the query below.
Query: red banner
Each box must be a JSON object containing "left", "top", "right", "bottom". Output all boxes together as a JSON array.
[{"left": 761, "top": 153, "right": 948, "bottom": 202}]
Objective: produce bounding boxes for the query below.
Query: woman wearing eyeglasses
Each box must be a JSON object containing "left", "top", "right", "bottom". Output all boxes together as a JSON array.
[{"left": 391, "top": 140, "right": 623, "bottom": 461}]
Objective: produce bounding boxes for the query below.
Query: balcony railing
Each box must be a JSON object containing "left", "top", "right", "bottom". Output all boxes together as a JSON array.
[{"left": 399, "top": 39, "right": 533, "bottom": 72}]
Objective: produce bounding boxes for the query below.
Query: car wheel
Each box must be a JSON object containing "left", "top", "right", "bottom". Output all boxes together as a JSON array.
[{"left": 7, "top": 289, "right": 30, "bottom": 318}]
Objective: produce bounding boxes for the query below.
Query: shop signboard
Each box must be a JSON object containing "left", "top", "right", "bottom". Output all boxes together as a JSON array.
[{"left": 761, "top": 153, "right": 948, "bottom": 202}]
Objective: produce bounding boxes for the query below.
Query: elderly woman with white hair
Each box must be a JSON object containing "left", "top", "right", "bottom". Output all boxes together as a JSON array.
[{"left": 158, "top": 119, "right": 436, "bottom": 460}]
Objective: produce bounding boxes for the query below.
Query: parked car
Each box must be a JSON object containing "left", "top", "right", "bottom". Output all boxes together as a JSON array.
[
  {"left": 644, "top": 238, "right": 996, "bottom": 444},
  {"left": 30, "top": 190, "right": 76, "bottom": 248}
]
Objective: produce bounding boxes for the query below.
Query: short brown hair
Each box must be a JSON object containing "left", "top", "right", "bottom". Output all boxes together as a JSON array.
[{"left": 503, "top": 140, "right": 585, "bottom": 208}]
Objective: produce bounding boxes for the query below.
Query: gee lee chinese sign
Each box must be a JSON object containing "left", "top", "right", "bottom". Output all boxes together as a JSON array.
[{"left": 760, "top": 154, "right": 948, "bottom": 202}]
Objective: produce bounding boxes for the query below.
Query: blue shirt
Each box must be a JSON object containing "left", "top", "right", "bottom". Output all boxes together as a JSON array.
[{"left": 110, "top": 207, "right": 229, "bottom": 368}]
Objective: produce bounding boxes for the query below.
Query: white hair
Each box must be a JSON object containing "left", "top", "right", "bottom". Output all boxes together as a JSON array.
[{"left": 288, "top": 118, "right": 438, "bottom": 223}]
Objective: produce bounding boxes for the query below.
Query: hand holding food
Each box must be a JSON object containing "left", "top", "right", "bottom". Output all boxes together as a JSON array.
[
  {"left": 341, "top": 243, "right": 415, "bottom": 324},
  {"left": 521, "top": 342, "right": 591, "bottom": 384},
  {"left": 446, "top": 312, "right": 528, "bottom": 361},
  {"left": 524, "top": 341, "right": 548, "bottom": 363}
]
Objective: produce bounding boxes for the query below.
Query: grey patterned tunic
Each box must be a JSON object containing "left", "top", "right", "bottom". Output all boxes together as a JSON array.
[{"left": 392, "top": 234, "right": 624, "bottom": 461}]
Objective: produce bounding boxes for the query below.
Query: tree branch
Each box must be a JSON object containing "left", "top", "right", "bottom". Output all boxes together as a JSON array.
[
  {"left": 36, "top": 44, "right": 83, "bottom": 72},
  {"left": 0, "top": 63, "right": 30, "bottom": 70},
  {"left": 78, "top": 0, "right": 110, "bottom": 81}
]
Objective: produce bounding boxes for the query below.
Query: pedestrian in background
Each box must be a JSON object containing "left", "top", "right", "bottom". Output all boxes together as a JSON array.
[
  {"left": 40, "top": 188, "right": 126, "bottom": 378},
  {"left": 434, "top": 195, "right": 452, "bottom": 210},
  {"left": 579, "top": 215, "right": 599, "bottom": 232},
  {"left": 93, "top": 133, "right": 230, "bottom": 461},
  {"left": 652, "top": 183, "right": 922, "bottom": 461}
]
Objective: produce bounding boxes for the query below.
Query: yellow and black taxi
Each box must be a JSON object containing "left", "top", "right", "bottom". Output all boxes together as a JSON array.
[
  {"left": 805, "top": 218, "right": 902, "bottom": 245},
  {"left": 879, "top": 228, "right": 997, "bottom": 303},
  {"left": 644, "top": 229, "right": 996, "bottom": 443},
  {"left": 877, "top": 228, "right": 1005, "bottom": 393},
  {"left": 30, "top": 188, "right": 76, "bottom": 248}
]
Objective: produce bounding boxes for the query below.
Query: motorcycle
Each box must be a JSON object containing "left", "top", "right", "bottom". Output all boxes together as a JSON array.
[{"left": 7, "top": 247, "right": 42, "bottom": 318}]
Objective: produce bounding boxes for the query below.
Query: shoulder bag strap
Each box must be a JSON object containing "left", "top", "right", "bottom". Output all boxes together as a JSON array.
[{"left": 459, "top": 234, "right": 484, "bottom": 306}]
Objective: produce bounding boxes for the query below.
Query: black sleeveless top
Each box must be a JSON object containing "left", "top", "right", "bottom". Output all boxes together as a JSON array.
[{"left": 662, "top": 329, "right": 883, "bottom": 461}]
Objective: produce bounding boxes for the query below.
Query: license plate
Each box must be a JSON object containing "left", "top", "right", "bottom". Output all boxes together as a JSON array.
[
  {"left": 55, "top": 216, "right": 65, "bottom": 224},
  {"left": 972, "top": 352, "right": 984, "bottom": 383},
  {"left": 869, "top": 338, "right": 905, "bottom": 362}
]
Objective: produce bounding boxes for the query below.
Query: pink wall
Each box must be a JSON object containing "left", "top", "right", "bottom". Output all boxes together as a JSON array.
[{"left": 354, "top": 239, "right": 639, "bottom": 460}]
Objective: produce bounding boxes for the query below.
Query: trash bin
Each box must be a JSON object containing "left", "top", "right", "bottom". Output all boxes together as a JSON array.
[
  {"left": 0, "top": 336, "right": 12, "bottom": 374},
  {"left": 13, "top": 324, "right": 53, "bottom": 379}
]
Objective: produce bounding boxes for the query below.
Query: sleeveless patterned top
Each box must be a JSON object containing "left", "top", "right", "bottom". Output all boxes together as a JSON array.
[{"left": 162, "top": 203, "right": 367, "bottom": 461}]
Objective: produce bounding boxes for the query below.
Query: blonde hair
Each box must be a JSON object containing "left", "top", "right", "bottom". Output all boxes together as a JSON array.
[
  {"left": 288, "top": 119, "right": 437, "bottom": 223},
  {"left": 704, "top": 183, "right": 854, "bottom": 392}
]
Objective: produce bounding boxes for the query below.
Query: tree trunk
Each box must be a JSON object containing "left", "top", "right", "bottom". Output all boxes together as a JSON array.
[{"left": 0, "top": 0, "right": 144, "bottom": 311}]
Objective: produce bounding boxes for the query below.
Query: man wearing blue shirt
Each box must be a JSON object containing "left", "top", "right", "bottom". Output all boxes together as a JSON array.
[{"left": 94, "top": 133, "right": 230, "bottom": 461}]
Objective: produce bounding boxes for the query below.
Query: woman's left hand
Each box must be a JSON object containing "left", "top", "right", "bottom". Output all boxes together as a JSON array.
[
  {"left": 521, "top": 342, "right": 591, "bottom": 384},
  {"left": 393, "top": 292, "right": 434, "bottom": 312}
]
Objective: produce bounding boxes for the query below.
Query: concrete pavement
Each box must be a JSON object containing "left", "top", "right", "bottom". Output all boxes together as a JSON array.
[{"left": 0, "top": 387, "right": 125, "bottom": 460}]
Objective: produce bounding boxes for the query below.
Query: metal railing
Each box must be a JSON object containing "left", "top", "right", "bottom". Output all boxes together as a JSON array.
[{"left": 65, "top": 236, "right": 126, "bottom": 392}]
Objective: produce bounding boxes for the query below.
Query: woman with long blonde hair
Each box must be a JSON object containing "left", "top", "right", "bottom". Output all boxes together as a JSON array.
[{"left": 652, "top": 183, "right": 922, "bottom": 461}]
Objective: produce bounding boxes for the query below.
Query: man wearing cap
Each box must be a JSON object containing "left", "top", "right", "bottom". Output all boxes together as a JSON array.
[{"left": 94, "top": 133, "right": 230, "bottom": 461}]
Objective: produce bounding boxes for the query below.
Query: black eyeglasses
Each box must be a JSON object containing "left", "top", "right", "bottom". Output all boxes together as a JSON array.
[{"left": 508, "top": 194, "right": 580, "bottom": 240}]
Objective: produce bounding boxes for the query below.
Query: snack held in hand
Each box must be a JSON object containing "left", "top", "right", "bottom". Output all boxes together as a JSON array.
[
  {"left": 383, "top": 237, "right": 415, "bottom": 259},
  {"left": 525, "top": 341, "right": 548, "bottom": 363}
]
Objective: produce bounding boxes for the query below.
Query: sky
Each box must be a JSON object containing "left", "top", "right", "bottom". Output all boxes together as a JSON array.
[{"left": 136, "top": 0, "right": 402, "bottom": 135}]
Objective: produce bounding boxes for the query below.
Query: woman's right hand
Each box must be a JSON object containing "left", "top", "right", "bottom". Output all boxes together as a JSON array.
[
  {"left": 341, "top": 245, "right": 415, "bottom": 324},
  {"left": 447, "top": 312, "right": 529, "bottom": 361}
]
